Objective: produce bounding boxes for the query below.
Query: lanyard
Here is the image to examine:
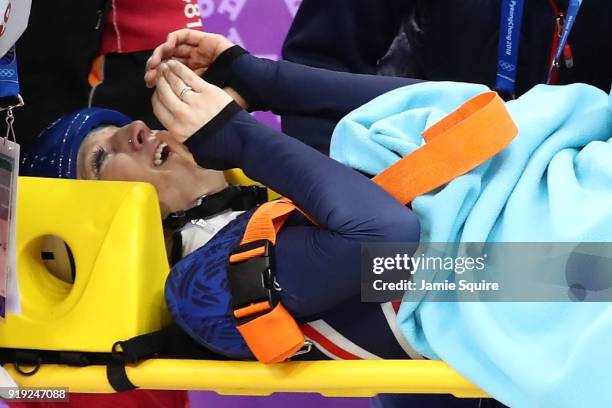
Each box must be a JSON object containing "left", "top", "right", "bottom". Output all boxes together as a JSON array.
[
  {"left": 546, "top": 0, "right": 583, "bottom": 83},
  {"left": 496, "top": 0, "right": 583, "bottom": 97},
  {"left": 0, "top": 45, "right": 22, "bottom": 319},
  {"left": 0, "top": 46, "right": 20, "bottom": 97},
  {"left": 0, "top": 45, "right": 21, "bottom": 145},
  {"left": 495, "top": 0, "right": 526, "bottom": 97},
  {"left": 0, "top": 46, "right": 22, "bottom": 109}
]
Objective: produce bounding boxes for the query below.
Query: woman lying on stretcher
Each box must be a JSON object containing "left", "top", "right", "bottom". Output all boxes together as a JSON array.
[
  {"left": 22, "top": 30, "right": 612, "bottom": 407},
  {"left": 24, "top": 30, "right": 425, "bottom": 362}
]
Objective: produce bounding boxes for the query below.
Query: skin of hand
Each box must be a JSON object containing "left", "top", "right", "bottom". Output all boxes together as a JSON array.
[
  {"left": 144, "top": 29, "right": 248, "bottom": 109},
  {"left": 151, "top": 59, "right": 233, "bottom": 142}
]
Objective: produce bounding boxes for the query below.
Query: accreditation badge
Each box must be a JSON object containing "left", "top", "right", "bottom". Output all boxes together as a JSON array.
[
  {"left": 0, "top": 44, "right": 24, "bottom": 319},
  {"left": 0, "top": 135, "right": 18, "bottom": 318}
]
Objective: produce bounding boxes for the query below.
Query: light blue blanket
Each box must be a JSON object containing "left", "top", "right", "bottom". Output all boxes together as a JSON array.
[{"left": 330, "top": 82, "right": 612, "bottom": 407}]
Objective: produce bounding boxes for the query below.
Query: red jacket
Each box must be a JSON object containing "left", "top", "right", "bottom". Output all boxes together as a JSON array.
[{"left": 101, "top": 0, "right": 202, "bottom": 54}]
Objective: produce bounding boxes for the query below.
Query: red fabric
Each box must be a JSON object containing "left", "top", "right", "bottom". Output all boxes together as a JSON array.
[
  {"left": 8, "top": 390, "right": 189, "bottom": 408},
  {"left": 546, "top": 0, "right": 568, "bottom": 85},
  {"left": 300, "top": 324, "right": 362, "bottom": 360},
  {"left": 101, "top": 0, "right": 202, "bottom": 54}
]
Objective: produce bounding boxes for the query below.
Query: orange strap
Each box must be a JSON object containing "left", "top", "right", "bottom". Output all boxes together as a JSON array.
[
  {"left": 235, "top": 304, "right": 305, "bottom": 363},
  {"left": 372, "top": 91, "right": 517, "bottom": 204},
  {"left": 229, "top": 91, "right": 518, "bottom": 363},
  {"left": 229, "top": 198, "right": 306, "bottom": 363},
  {"left": 229, "top": 197, "right": 298, "bottom": 264}
]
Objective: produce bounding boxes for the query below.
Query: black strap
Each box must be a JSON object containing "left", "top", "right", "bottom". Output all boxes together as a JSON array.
[
  {"left": 58, "top": 351, "right": 90, "bottom": 366},
  {"left": 201, "top": 45, "right": 248, "bottom": 88},
  {"left": 112, "top": 332, "right": 164, "bottom": 364},
  {"left": 0, "top": 348, "right": 110, "bottom": 368},
  {"left": 111, "top": 325, "right": 227, "bottom": 364},
  {"left": 0, "top": 328, "right": 226, "bottom": 368},
  {"left": 107, "top": 362, "right": 137, "bottom": 392},
  {"left": 163, "top": 185, "right": 268, "bottom": 230},
  {"left": 108, "top": 325, "right": 229, "bottom": 392},
  {"left": 1, "top": 326, "right": 227, "bottom": 393}
]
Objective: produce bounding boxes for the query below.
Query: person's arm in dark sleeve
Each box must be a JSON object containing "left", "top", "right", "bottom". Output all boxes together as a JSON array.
[
  {"left": 203, "top": 50, "right": 422, "bottom": 120},
  {"left": 185, "top": 104, "right": 420, "bottom": 316},
  {"left": 282, "top": 0, "right": 404, "bottom": 75}
]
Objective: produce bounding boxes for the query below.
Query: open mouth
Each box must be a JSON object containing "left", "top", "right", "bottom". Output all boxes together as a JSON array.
[{"left": 153, "top": 142, "right": 171, "bottom": 167}]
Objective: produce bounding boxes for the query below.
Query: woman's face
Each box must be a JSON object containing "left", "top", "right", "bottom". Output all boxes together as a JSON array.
[{"left": 76, "top": 120, "right": 227, "bottom": 217}]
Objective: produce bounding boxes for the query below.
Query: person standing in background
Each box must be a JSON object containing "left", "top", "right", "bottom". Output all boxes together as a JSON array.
[
  {"left": 281, "top": 0, "right": 612, "bottom": 155},
  {"left": 13, "top": 0, "right": 203, "bottom": 152},
  {"left": 13, "top": 1, "right": 107, "bottom": 151},
  {"left": 89, "top": 0, "right": 204, "bottom": 128}
]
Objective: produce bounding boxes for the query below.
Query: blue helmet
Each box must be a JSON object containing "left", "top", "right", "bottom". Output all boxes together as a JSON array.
[{"left": 21, "top": 108, "right": 132, "bottom": 179}]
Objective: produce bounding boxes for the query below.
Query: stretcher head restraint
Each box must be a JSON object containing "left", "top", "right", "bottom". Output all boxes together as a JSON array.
[{"left": 227, "top": 91, "right": 519, "bottom": 363}]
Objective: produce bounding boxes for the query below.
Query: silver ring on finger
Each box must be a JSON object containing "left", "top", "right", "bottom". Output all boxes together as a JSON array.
[{"left": 179, "top": 86, "right": 194, "bottom": 102}]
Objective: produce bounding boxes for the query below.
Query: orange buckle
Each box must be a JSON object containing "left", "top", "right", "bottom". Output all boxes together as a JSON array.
[
  {"left": 236, "top": 303, "right": 307, "bottom": 363},
  {"left": 228, "top": 239, "right": 307, "bottom": 363},
  {"left": 228, "top": 239, "right": 277, "bottom": 323}
]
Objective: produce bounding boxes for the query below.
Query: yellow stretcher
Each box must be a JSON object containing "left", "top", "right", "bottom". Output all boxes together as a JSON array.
[{"left": 0, "top": 175, "right": 486, "bottom": 398}]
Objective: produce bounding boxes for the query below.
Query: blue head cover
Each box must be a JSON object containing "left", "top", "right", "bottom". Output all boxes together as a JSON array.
[{"left": 21, "top": 108, "right": 132, "bottom": 179}]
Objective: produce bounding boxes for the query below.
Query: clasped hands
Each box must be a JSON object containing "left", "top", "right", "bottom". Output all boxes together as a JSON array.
[{"left": 144, "top": 29, "right": 247, "bottom": 142}]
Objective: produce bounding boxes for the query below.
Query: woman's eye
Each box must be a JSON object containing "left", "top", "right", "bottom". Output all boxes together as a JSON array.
[{"left": 89, "top": 146, "right": 107, "bottom": 178}]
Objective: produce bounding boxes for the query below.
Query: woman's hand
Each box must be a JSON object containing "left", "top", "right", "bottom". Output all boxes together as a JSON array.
[
  {"left": 145, "top": 29, "right": 234, "bottom": 88},
  {"left": 145, "top": 29, "right": 248, "bottom": 109},
  {"left": 151, "top": 59, "right": 233, "bottom": 142}
]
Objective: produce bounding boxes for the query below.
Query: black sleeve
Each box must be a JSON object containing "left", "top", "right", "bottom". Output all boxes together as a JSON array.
[
  {"left": 282, "top": 0, "right": 404, "bottom": 74},
  {"left": 229, "top": 54, "right": 422, "bottom": 119},
  {"left": 203, "top": 48, "right": 421, "bottom": 120},
  {"left": 185, "top": 104, "right": 420, "bottom": 315}
]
